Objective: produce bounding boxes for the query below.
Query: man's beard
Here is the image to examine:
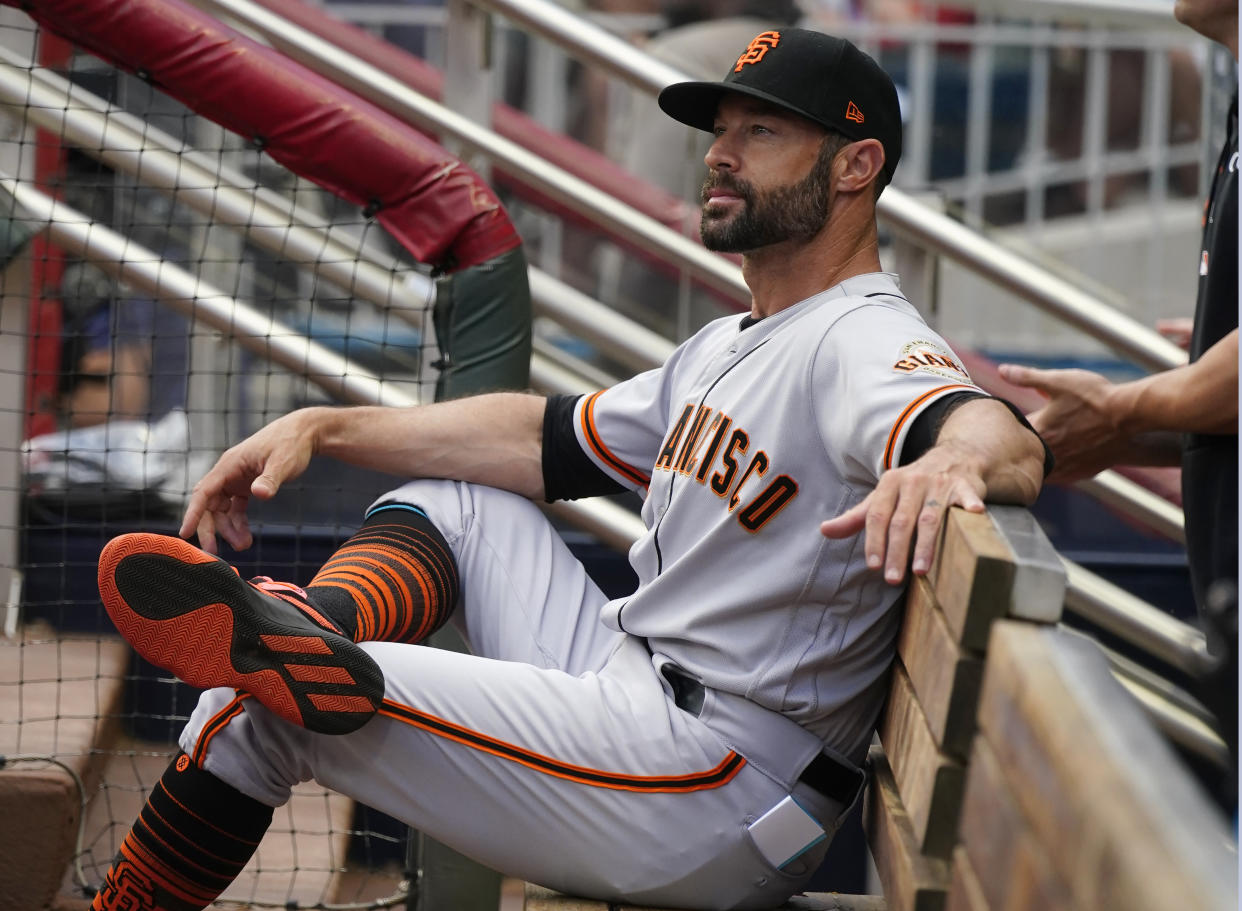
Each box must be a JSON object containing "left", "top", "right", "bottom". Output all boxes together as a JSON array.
[{"left": 699, "top": 145, "right": 836, "bottom": 253}]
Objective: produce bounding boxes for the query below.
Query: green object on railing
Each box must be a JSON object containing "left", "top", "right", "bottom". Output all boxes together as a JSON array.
[{"left": 433, "top": 245, "right": 532, "bottom": 401}]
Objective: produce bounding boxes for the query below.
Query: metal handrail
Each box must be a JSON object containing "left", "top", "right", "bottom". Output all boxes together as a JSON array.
[
  {"left": 1062, "top": 559, "right": 1214, "bottom": 676},
  {"left": 5, "top": 50, "right": 655, "bottom": 395},
  {"left": 463, "top": 0, "right": 1188, "bottom": 375},
  {"left": 191, "top": 0, "right": 1190, "bottom": 374},
  {"left": 0, "top": 50, "right": 436, "bottom": 316},
  {"left": 528, "top": 268, "right": 676, "bottom": 371},
  {"left": 13, "top": 0, "right": 1208, "bottom": 697},
  {"left": 5, "top": 177, "right": 417, "bottom": 408},
  {"left": 186, "top": 0, "right": 751, "bottom": 307},
  {"left": 11, "top": 172, "right": 638, "bottom": 557}
]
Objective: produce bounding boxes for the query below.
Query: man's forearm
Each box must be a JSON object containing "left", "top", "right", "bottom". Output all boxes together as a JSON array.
[
  {"left": 307, "top": 393, "right": 548, "bottom": 498},
  {"left": 936, "top": 398, "right": 1045, "bottom": 505},
  {"left": 1113, "top": 329, "right": 1238, "bottom": 437}
]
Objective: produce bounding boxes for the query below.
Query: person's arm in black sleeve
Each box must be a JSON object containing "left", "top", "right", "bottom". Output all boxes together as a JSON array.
[{"left": 542, "top": 394, "right": 627, "bottom": 502}]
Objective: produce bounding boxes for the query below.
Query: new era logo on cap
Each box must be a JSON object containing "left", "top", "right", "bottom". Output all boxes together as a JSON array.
[
  {"left": 845, "top": 102, "right": 864, "bottom": 123},
  {"left": 735, "top": 30, "right": 781, "bottom": 72}
]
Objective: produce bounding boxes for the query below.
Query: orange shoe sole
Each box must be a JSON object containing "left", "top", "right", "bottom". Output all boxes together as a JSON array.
[{"left": 99, "top": 533, "right": 383, "bottom": 735}]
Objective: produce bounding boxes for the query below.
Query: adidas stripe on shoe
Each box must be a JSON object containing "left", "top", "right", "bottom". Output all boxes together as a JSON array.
[{"left": 98, "top": 533, "right": 385, "bottom": 735}]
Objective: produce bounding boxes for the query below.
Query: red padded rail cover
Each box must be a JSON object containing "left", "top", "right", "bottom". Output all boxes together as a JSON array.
[{"left": 12, "top": 0, "right": 520, "bottom": 271}]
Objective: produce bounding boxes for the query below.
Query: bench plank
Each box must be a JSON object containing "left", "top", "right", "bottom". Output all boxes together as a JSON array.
[
  {"left": 896, "top": 577, "right": 983, "bottom": 760},
  {"left": 878, "top": 666, "right": 964, "bottom": 858},
  {"left": 976, "top": 622, "right": 1236, "bottom": 911},
  {"left": 864, "top": 747, "right": 948, "bottom": 911},
  {"left": 926, "top": 509, "right": 1063, "bottom": 651},
  {"left": 944, "top": 848, "right": 986, "bottom": 911},
  {"left": 926, "top": 510, "right": 1014, "bottom": 651},
  {"left": 955, "top": 735, "right": 1071, "bottom": 911}
]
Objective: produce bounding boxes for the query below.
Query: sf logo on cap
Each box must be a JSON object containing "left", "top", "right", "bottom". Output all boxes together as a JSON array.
[{"left": 735, "top": 31, "right": 780, "bottom": 72}]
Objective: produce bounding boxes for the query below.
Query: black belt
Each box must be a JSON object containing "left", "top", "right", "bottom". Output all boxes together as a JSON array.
[{"left": 661, "top": 665, "right": 865, "bottom": 806}]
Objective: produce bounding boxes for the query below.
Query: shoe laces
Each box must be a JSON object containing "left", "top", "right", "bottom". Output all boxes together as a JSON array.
[
  {"left": 250, "top": 575, "right": 310, "bottom": 600},
  {"left": 248, "top": 574, "right": 344, "bottom": 635}
]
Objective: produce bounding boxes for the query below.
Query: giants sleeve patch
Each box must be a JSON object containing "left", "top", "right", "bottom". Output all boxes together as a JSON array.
[{"left": 892, "top": 340, "right": 971, "bottom": 383}]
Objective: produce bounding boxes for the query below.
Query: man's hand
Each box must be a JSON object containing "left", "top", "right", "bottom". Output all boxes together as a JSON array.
[
  {"left": 180, "top": 409, "right": 321, "bottom": 553},
  {"left": 996, "top": 363, "right": 1130, "bottom": 483},
  {"left": 821, "top": 397, "right": 1045, "bottom": 585},
  {"left": 819, "top": 440, "right": 986, "bottom": 585}
]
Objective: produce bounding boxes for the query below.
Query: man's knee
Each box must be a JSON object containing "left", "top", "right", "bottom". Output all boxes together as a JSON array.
[
  {"left": 179, "top": 687, "right": 313, "bottom": 807},
  {"left": 369, "top": 478, "right": 550, "bottom": 551}
]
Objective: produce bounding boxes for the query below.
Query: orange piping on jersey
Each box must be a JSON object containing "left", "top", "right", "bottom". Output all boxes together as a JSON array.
[
  {"left": 580, "top": 391, "right": 652, "bottom": 488},
  {"left": 379, "top": 699, "right": 745, "bottom": 792},
  {"left": 191, "top": 692, "right": 250, "bottom": 767},
  {"left": 883, "top": 384, "right": 978, "bottom": 470}
]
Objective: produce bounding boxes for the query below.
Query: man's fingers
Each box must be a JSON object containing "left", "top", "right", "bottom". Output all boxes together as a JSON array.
[
  {"left": 997, "top": 363, "right": 1059, "bottom": 396},
  {"left": 251, "top": 470, "right": 283, "bottom": 500},
  {"left": 860, "top": 483, "right": 902, "bottom": 578},
  {"left": 909, "top": 481, "right": 985, "bottom": 576},
  {"left": 820, "top": 499, "right": 868, "bottom": 540},
  {"left": 909, "top": 497, "right": 947, "bottom": 576},
  {"left": 219, "top": 500, "right": 254, "bottom": 551},
  {"left": 179, "top": 499, "right": 203, "bottom": 540},
  {"left": 877, "top": 485, "right": 923, "bottom": 584},
  {"left": 997, "top": 363, "right": 1035, "bottom": 387},
  {"left": 195, "top": 511, "right": 219, "bottom": 555}
]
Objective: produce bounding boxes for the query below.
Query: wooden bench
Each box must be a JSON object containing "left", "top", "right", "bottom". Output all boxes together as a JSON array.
[
  {"left": 522, "top": 503, "right": 1237, "bottom": 911},
  {"left": 866, "top": 506, "right": 1237, "bottom": 911}
]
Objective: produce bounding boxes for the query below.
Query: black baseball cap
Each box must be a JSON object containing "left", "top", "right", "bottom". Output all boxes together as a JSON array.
[{"left": 658, "top": 28, "right": 903, "bottom": 186}]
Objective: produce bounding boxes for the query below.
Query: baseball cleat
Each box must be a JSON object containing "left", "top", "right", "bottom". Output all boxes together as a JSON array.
[{"left": 98, "top": 532, "right": 383, "bottom": 735}]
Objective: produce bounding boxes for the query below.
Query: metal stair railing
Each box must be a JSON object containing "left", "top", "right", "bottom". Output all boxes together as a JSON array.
[
  {"left": 183, "top": 0, "right": 1188, "bottom": 541},
  {"left": 9, "top": 169, "right": 1220, "bottom": 764}
]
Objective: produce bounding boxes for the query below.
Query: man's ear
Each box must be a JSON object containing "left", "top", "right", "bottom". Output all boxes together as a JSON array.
[{"left": 834, "top": 138, "right": 886, "bottom": 193}]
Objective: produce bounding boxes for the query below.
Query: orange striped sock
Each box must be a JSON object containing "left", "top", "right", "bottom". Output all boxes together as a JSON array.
[
  {"left": 91, "top": 751, "right": 272, "bottom": 911},
  {"left": 305, "top": 504, "right": 459, "bottom": 645}
]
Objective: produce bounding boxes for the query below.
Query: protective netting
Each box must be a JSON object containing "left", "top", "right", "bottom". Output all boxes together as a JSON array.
[{"left": 0, "top": 11, "right": 467, "bottom": 907}]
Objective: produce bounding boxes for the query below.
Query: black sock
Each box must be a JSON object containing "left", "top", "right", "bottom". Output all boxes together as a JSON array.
[{"left": 92, "top": 752, "right": 273, "bottom": 910}]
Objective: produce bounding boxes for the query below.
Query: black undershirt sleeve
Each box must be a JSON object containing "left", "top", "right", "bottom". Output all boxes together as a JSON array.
[
  {"left": 542, "top": 394, "right": 628, "bottom": 502},
  {"left": 899, "top": 391, "right": 1053, "bottom": 478},
  {"left": 544, "top": 389, "right": 1050, "bottom": 502}
]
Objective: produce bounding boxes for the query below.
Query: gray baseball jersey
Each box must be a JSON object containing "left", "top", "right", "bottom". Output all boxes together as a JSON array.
[{"left": 571, "top": 271, "right": 980, "bottom": 759}]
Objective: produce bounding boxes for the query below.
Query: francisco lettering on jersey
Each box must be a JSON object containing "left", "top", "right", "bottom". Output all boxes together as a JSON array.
[
  {"left": 891, "top": 340, "right": 971, "bottom": 384},
  {"left": 654, "top": 403, "right": 798, "bottom": 533}
]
